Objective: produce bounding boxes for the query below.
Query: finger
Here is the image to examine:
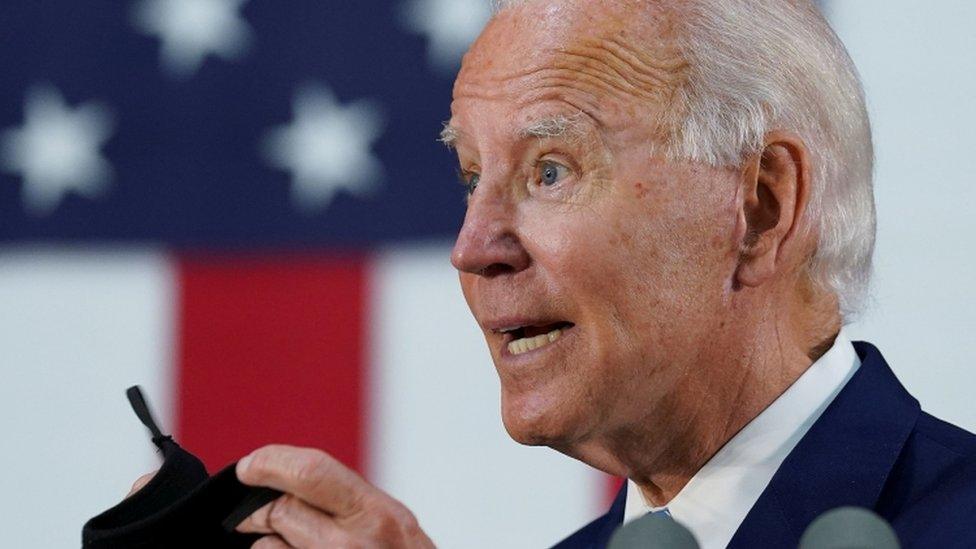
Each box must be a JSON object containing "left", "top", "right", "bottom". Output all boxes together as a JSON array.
[
  {"left": 238, "top": 493, "right": 342, "bottom": 548},
  {"left": 126, "top": 470, "right": 158, "bottom": 497},
  {"left": 237, "top": 499, "right": 277, "bottom": 535},
  {"left": 251, "top": 535, "right": 292, "bottom": 549},
  {"left": 237, "top": 445, "right": 371, "bottom": 516}
]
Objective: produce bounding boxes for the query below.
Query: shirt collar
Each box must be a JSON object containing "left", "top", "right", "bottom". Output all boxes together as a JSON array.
[{"left": 623, "top": 328, "right": 861, "bottom": 549}]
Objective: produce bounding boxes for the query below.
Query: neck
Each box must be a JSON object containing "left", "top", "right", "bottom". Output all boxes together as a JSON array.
[{"left": 568, "top": 279, "right": 842, "bottom": 506}]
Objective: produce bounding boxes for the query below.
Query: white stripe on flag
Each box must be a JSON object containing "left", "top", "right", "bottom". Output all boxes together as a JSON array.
[
  {"left": 0, "top": 248, "right": 174, "bottom": 549},
  {"left": 369, "top": 244, "right": 604, "bottom": 549}
]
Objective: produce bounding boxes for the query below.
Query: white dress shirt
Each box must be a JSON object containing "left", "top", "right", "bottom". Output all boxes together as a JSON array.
[{"left": 622, "top": 329, "right": 861, "bottom": 549}]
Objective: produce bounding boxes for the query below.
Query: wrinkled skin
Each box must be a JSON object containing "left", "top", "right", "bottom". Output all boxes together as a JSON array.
[
  {"left": 448, "top": 0, "right": 839, "bottom": 504},
  {"left": 126, "top": 0, "right": 843, "bottom": 544}
]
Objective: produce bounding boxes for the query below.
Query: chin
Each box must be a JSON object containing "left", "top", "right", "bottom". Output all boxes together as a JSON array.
[{"left": 499, "top": 388, "right": 586, "bottom": 447}]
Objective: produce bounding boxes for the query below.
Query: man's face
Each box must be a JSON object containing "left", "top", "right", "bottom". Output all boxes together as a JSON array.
[{"left": 448, "top": 1, "right": 743, "bottom": 455}]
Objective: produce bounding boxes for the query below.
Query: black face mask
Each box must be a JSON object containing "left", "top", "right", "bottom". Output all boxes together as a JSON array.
[{"left": 82, "top": 387, "right": 282, "bottom": 548}]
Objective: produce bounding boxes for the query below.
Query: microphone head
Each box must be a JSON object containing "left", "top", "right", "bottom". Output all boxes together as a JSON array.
[
  {"left": 608, "top": 513, "right": 700, "bottom": 549},
  {"left": 799, "top": 506, "right": 900, "bottom": 549}
]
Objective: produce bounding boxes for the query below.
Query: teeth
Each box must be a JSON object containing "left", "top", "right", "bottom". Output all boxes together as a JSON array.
[{"left": 507, "top": 327, "right": 565, "bottom": 355}]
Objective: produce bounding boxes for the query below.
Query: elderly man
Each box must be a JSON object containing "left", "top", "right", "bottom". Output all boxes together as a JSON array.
[{"left": 129, "top": 0, "right": 976, "bottom": 547}]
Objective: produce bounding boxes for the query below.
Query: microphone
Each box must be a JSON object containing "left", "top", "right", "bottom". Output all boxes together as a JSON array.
[
  {"left": 607, "top": 513, "right": 699, "bottom": 549},
  {"left": 798, "top": 506, "right": 900, "bottom": 549}
]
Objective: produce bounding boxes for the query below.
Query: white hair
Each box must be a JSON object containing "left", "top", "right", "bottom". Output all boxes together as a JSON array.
[{"left": 491, "top": 0, "right": 875, "bottom": 320}]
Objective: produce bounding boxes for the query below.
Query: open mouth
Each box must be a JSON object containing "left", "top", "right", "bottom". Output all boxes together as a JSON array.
[{"left": 500, "top": 321, "right": 575, "bottom": 356}]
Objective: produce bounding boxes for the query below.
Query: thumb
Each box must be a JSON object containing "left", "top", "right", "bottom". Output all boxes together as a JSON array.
[{"left": 126, "top": 469, "right": 158, "bottom": 498}]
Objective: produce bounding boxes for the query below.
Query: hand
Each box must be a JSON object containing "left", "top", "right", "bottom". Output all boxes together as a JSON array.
[{"left": 235, "top": 445, "right": 436, "bottom": 549}]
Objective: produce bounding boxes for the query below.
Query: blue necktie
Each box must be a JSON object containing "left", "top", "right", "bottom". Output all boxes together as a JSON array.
[{"left": 647, "top": 508, "right": 672, "bottom": 519}]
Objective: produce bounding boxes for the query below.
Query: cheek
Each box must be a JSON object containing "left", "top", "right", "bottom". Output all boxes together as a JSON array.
[
  {"left": 587, "top": 198, "right": 733, "bottom": 334},
  {"left": 519, "top": 186, "right": 735, "bottom": 334},
  {"left": 521, "top": 224, "right": 614, "bottom": 323},
  {"left": 520, "top": 204, "right": 667, "bottom": 360}
]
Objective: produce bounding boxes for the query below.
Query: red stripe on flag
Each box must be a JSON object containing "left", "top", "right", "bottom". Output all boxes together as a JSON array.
[{"left": 176, "top": 253, "right": 369, "bottom": 474}]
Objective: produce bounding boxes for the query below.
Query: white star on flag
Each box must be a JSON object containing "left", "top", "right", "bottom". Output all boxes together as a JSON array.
[
  {"left": 262, "top": 85, "right": 385, "bottom": 212},
  {"left": 399, "top": 0, "right": 492, "bottom": 73},
  {"left": 0, "top": 86, "right": 115, "bottom": 216},
  {"left": 132, "top": 0, "right": 252, "bottom": 79}
]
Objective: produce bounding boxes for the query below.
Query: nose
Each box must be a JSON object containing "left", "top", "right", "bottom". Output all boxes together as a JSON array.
[{"left": 451, "top": 186, "right": 530, "bottom": 277}]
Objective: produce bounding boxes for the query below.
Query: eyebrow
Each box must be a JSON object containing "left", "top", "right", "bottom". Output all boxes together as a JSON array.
[
  {"left": 438, "top": 111, "right": 589, "bottom": 149},
  {"left": 438, "top": 122, "right": 459, "bottom": 148},
  {"left": 517, "top": 112, "right": 588, "bottom": 140}
]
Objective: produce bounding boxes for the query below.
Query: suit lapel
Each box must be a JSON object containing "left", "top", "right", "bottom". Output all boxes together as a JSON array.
[
  {"left": 728, "top": 341, "right": 920, "bottom": 548},
  {"left": 594, "top": 484, "right": 628, "bottom": 547}
]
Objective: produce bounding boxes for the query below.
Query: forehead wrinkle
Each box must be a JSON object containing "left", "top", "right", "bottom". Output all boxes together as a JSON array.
[
  {"left": 454, "top": 37, "right": 685, "bottom": 137},
  {"left": 518, "top": 68, "right": 661, "bottom": 107},
  {"left": 453, "top": 70, "right": 629, "bottom": 131},
  {"left": 522, "top": 35, "right": 686, "bottom": 108},
  {"left": 565, "top": 35, "right": 688, "bottom": 96}
]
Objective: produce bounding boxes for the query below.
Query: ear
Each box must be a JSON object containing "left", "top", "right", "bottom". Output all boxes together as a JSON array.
[{"left": 734, "top": 132, "right": 811, "bottom": 288}]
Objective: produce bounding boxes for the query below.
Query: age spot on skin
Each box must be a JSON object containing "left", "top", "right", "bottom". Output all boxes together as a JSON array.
[{"left": 634, "top": 181, "right": 649, "bottom": 199}]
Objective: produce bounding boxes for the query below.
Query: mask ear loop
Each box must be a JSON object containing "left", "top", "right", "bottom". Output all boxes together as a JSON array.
[
  {"left": 126, "top": 385, "right": 172, "bottom": 448},
  {"left": 126, "top": 384, "right": 282, "bottom": 533}
]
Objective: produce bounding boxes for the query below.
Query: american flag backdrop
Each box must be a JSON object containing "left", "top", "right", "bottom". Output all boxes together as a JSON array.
[
  {"left": 0, "top": 1, "right": 607, "bottom": 547},
  {"left": 6, "top": 1, "right": 976, "bottom": 548}
]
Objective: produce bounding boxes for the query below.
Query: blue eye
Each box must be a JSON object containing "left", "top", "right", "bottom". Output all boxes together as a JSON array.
[
  {"left": 539, "top": 161, "right": 568, "bottom": 186},
  {"left": 466, "top": 172, "right": 480, "bottom": 194},
  {"left": 457, "top": 169, "right": 480, "bottom": 195}
]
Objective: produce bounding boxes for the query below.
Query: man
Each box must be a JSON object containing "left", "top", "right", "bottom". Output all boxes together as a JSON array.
[{"left": 134, "top": 0, "right": 976, "bottom": 547}]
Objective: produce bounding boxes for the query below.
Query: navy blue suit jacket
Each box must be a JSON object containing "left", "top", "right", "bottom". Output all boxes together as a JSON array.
[{"left": 552, "top": 341, "right": 976, "bottom": 548}]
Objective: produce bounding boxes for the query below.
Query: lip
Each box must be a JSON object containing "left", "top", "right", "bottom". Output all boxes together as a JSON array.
[
  {"left": 483, "top": 317, "right": 569, "bottom": 334},
  {"left": 493, "top": 321, "right": 578, "bottom": 362}
]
